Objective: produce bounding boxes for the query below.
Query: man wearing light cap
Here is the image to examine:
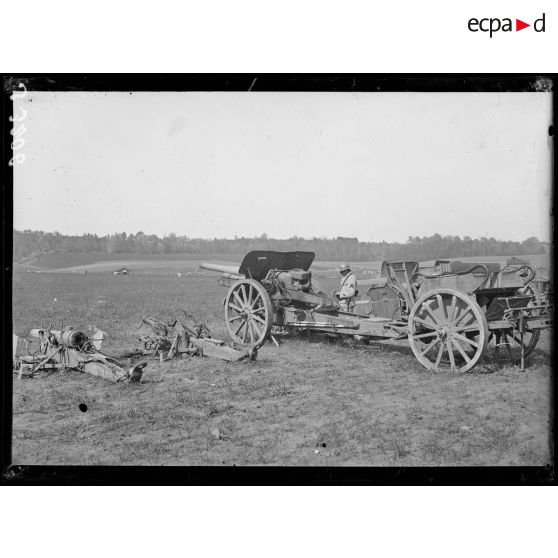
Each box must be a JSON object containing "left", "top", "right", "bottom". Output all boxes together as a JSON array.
[{"left": 334, "top": 263, "right": 358, "bottom": 312}]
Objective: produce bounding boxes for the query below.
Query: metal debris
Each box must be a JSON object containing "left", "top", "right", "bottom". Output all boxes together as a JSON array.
[
  {"left": 14, "top": 327, "right": 146, "bottom": 383},
  {"left": 137, "top": 312, "right": 258, "bottom": 363}
]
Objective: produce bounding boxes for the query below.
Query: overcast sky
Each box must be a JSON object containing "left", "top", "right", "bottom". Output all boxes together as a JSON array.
[{"left": 14, "top": 91, "right": 552, "bottom": 243}]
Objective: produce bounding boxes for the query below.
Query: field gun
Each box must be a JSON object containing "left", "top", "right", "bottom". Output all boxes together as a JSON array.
[
  {"left": 201, "top": 251, "right": 552, "bottom": 372},
  {"left": 200, "top": 252, "right": 345, "bottom": 345},
  {"left": 201, "top": 252, "right": 339, "bottom": 306}
]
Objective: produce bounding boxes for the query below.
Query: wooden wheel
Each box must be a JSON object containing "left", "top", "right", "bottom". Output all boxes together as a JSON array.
[
  {"left": 225, "top": 279, "right": 273, "bottom": 346},
  {"left": 484, "top": 327, "right": 540, "bottom": 364},
  {"left": 408, "top": 288, "right": 488, "bottom": 372}
]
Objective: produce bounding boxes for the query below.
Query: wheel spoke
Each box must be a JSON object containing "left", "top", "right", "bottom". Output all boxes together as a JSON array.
[
  {"left": 234, "top": 320, "right": 246, "bottom": 336},
  {"left": 250, "top": 292, "right": 263, "bottom": 309},
  {"left": 413, "top": 331, "right": 438, "bottom": 340},
  {"left": 246, "top": 321, "right": 254, "bottom": 343},
  {"left": 414, "top": 316, "right": 437, "bottom": 329},
  {"left": 240, "top": 322, "right": 248, "bottom": 343},
  {"left": 423, "top": 303, "right": 441, "bottom": 326},
  {"left": 448, "top": 295, "right": 457, "bottom": 322},
  {"left": 250, "top": 320, "right": 259, "bottom": 341},
  {"left": 436, "top": 294, "right": 447, "bottom": 320},
  {"left": 228, "top": 302, "right": 243, "bottom": 313},
  {"left": 251, "top": 320, "right": 262, "bottom": 340},
  {"left": 446, "top": 341, "right": 456, "bottom": 371},
  {"left": 454, "top": 325, "right": 481, "bottom": 333},
  {"left": 248, "top": 284, "right": 254, "bottom": 306},
  {"left": 255, "top": 322, "right": 262, "bottom": 342},
  {"left": 252, "top": 314, "right": 267, "bottom": 326},
  {"left": 233, "top": 290, "right": 244, "bottom": 307},
  {"left": 453, "top": 332, "right": 479, "bottom": 349},
  {"left": 253, "top": 321, "right": 261, "bottom": 342},
  {"left": 253, "top": 306, "right": 267, "bottom": 315},
  {"left": 228, "top": 315, "right": 243, "bottom": 322},
  {"left": 451, "top": 338, "right": 471, "bottom": 363},
  {"left": 434, "top": 343, "right": 445, "bottom": 367},
  {"left": 455, "top": 308, "right": 474, "bottom": 327},
  {"left": 240, "top": 284, "right": 248, "bottom": 305},
  {"left": 420, "top": 337, "right": 441, "bottom": 356}
]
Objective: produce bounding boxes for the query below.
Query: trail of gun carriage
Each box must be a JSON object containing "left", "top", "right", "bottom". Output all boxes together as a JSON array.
[{"left": 12, "top": 241, "right": 552, "bottom": 466}]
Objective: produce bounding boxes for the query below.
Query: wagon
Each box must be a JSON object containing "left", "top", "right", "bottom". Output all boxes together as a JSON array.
[{"left": 200, "top": 252, "right": 552, "bottom": 372}]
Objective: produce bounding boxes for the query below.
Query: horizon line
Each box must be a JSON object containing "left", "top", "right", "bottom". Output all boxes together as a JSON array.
[{"left": 13, "top": 229, "right": 545, "bottom": 244}]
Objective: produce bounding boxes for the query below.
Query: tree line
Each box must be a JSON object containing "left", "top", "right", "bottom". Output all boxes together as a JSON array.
[{"left": 14, "top": 230, "right": 546, "bottom": 263}]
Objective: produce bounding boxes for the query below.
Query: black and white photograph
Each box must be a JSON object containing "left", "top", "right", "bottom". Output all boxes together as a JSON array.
[{"left": 5, "top": 77, "right": 553, "bottom": 475}]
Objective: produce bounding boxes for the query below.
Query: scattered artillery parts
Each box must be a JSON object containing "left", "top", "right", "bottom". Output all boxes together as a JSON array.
[
  {"left": 136, "top": 313, "right": 259, "bottom": 363},
  {"left": 13, "top": 311, "right": 259, "bottom": 385},
  {"left": 14, "top": 327, "right": 146, "bottom": 383}
]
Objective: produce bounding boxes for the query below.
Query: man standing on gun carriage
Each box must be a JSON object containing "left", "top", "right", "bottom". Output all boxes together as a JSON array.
[{"left": 335, "top": 263, "right": 358, "bottom": 312}]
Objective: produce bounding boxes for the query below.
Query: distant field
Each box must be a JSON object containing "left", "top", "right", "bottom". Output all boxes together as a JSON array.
[
  {"left": 14, "top": 251, "right": 551, "bottom": 278},
  {"left": 15, "top": 251, "right": 245, "bottom": 271},
  {"left": 11, "top": 271, "right": 552, "bottom": 466}
]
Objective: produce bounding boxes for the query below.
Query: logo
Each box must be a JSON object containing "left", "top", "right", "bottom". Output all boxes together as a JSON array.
[{"left": 468, "top": 13, "right": 546, "bottom": 37}]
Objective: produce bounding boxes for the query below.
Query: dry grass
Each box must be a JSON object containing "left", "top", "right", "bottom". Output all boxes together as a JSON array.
[{"left": 11, "top": 270, "right": 552, "bottom": 466}]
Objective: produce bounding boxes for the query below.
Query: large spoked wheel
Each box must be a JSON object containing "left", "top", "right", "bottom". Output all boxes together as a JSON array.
[
  {"left": 408, "top": 288, "right": 488, "bottom": 372},
  {"left": 225, "top": 279, "right": 273, "bottom": 346}
]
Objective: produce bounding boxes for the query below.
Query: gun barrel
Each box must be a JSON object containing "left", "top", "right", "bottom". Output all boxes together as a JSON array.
[
  {"left": 58, "top": 330, "right": 88, "bottom": 347},
  {"left": 29, "top": 328, "right": 87, "bottom": 347},
  {"left": 199, "top": 262, "right": 242, "bottom": 277}
]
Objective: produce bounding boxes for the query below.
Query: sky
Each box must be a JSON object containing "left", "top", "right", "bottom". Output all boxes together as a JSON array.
[{"left": 13, "top": 91, "right": 552, "bottom": 243}]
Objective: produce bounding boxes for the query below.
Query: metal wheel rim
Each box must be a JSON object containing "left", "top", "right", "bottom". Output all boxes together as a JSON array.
[
  {"left": 225, "top": 279, "right": 272, "bottom": 346},
  {"left": 408, "top": 288, "right": 488, "bottom": 372}
]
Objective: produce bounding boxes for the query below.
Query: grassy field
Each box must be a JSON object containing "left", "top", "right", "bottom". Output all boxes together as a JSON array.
[{"left": 11, "top": 266, "right": 552, "bottom": 466}]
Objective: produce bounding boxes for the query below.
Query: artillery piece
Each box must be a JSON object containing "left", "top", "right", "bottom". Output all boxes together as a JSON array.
[
  {"left": 201, "top": 251, "right": 552, "bottom": 372},
  {"left": 201, "top": 252, "right": 341, "bottom": 347}
]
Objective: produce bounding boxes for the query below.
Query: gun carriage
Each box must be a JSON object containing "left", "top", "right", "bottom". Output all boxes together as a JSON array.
[{"left": 200, "top": 252, "right": 551, "bottom": 372}]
